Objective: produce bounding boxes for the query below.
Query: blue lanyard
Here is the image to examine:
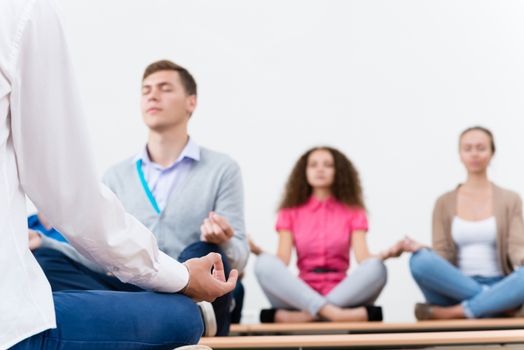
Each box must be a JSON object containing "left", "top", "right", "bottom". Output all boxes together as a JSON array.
[{"left": 136, "top": 159, "right": 161, "bottom": 215}]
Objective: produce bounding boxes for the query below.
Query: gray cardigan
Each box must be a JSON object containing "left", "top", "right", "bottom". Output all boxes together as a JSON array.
[{"left": 41, "top": 147, "right": 249, "bottom": 274}]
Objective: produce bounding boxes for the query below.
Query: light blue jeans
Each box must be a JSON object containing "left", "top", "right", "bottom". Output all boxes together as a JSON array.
[{"left": 409, "top": 249, "right": 524, "bottom": 318}]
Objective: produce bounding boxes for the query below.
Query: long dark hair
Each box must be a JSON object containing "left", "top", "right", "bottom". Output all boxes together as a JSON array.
[{"left": 278, "top": 147, "right": 365, "bottom": 210}]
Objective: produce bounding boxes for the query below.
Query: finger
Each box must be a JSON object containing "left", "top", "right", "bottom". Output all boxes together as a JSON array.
[
  {"left": 210, "top": 231, "right": 228, "bottom": 243},
  {"left": 211, "top": 213, "right": 234, "bottom": 237},
  {"left": 204, "top": 252, "right": 223, "bottom": 269},
  {"left": 249, "top": 240, "right": 260, "bottom": 253},
  {"left": 213, "top": 264, "right": 226, "bottom": 282},
  {"left": 221, "top": 269, "right": 239, "bottom": 293},
  {"left": 29, "top": 239, "right": 39, "bottom": 251},
  {"left": 201, "top": 232, "right": 215, "bottom": 243},
  {"left": 206, "top": 252, "right": 226, "bottom": 279},
  {"left": 205, "top": 232, "right": 222, "bottom": 244},
  {"left": 224, "top": 227, "right": 234, "bottom": 238},
  {"left": 200, "top": 227, "right": 208, "bottom": 242},
  {"left": 203, "top": 219, "right": 214, "bottom": 235},
  {"left": 201, "top": 224, "right": 216, "bottom": 242},
  {"left": 37, "top": 212, "right": 52, "bottom": 230},
  {"left": 200, "top": 222, "right": 210, "bottom": 236},
  {"left": 28, "top": 232, "right": 42, "bottom": 250},
  {"left": 211, "top": 221, "right": 223, "bottom": 235}
]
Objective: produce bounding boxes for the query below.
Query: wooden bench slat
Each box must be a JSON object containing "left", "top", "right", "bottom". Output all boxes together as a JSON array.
[
  {"left": 230, "top": 318, "right": 524, "bottom": 335},
  {"left": 200, "top": 330, "right": 524, "bottom": 349}
]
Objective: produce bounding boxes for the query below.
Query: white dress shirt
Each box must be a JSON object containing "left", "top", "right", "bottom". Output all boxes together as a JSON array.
[{"left": 0, "top": 0, "right": 188, "bottom": 348}]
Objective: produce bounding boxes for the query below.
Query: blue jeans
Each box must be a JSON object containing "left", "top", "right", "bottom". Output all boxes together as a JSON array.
[
  {"left": 33, "top": 241, "right": 232, "bottom": 337},
  {"left": 11, "top": 290, "right": 202, "bottom": 350},
  {"left": 178, "top": 242, "right": 233, "bottom": 336},
  {"left": 410, "top": 249, "right": 524, "bottom": 318},
  {"left": 230, "top": 279, "right": 245, "bottom": 324}
]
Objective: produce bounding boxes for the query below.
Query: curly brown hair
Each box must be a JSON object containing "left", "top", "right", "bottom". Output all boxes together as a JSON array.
[{"left": 278, "top": 147, "right": 365, "bottom": 210}]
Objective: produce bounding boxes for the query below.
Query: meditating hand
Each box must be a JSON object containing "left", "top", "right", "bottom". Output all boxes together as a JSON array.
[
  {"left": 248, "top": 237, "right": 263, "bottom": 256},
  {"left": 402, "top": 236, "right": 428, "bottom": 253},
  {"left": 200, "top": 212, "right": 234, "bottom": 244},
  {"left": 378, "top": 239, "right": 406, "bottom": 260},
  {"left": 181, "top": 252, "right": 238, "bottom": 302}
]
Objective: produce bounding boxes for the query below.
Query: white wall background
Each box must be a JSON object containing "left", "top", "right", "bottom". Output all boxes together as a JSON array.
[{"left": 55, "top": 0, "right": 524, "bottom": 322}]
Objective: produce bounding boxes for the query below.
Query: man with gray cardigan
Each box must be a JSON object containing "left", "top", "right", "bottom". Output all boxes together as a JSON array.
[{"left": 31, "top": 60, "right": 249, "bottom": 337}]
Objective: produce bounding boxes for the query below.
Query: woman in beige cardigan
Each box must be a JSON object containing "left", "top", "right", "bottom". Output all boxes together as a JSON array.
[{"left": 405, "top": 126, "right": 524, "bottom": 320}]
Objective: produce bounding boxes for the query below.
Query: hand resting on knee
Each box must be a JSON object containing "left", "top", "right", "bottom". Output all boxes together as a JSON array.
[{"left": 181, "top": 252, "right": 238, "bottom": 302}]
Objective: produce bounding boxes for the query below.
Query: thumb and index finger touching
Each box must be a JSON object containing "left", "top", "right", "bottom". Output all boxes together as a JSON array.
[
  {"left": 208, "top": 212, "right": 234, "bottom": 236},
  {"left": 202, "top": 252, "right": 239, "bottom": 293}
]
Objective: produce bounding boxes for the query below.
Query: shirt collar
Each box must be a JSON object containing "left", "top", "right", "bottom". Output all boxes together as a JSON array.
[
  {"left": 133, "top": 137, "right": 201, "bottom": 168},
  {"left": 307, "top": 195, "right": 336, "bottom": 211}
]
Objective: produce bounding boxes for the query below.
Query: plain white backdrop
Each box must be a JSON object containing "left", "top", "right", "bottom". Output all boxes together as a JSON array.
[{"left": 52, "top": 0, "right": 524, "bottom": 322}]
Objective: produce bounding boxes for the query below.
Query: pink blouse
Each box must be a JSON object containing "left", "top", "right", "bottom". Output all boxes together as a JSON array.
[{"left": 276, "top": 196, "right": 368, "bottom": 295}]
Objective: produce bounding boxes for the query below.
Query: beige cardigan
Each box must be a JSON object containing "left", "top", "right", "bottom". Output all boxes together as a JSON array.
[{"left": 432, "top": 184, "right": 524, "bottom": 275}]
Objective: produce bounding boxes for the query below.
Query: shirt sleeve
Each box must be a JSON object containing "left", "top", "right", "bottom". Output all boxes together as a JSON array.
[
  {"left": 39, "top": 234, "right": 107, "bottom": 274},
  {"left": 508, "top": 193, "right": 524, "bottom": 267},
  {"left": 350, "top": 208, "right": 369, "bottom": 233},
  {"left": 276, "top": 208, "right": 294, "bottom": 232},
  {"left": 432, "top": 195, "right": 456, "bottom": 263},
  {"left": 8, "top": 0, "right": 188, "bottom": 293},
  {"left": 215, "top": 159, "right": 249, "bottom": 273}
]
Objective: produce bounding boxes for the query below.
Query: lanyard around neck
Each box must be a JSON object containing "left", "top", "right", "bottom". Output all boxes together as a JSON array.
[{"left": 136, "top": 159, "right": 161, "bottom": 215}]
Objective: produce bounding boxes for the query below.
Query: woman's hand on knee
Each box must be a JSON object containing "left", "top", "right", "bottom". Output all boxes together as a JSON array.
[
  {"left": 402, "top": 236, "right": 428, "bottom": 253},
  {"left": 248, "top": 237, "right": 263, "bottom": 256},
  {"left": 379, "top": 239, "right": 406, "bottom": 260}
]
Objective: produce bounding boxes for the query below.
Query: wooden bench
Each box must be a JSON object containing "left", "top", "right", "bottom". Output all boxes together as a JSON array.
[
  {"left": 229, "top": 318, "right": 524, "bottom": 335},
  {"left": 200, "top": 329, "right": 524, "bottom": 349}
]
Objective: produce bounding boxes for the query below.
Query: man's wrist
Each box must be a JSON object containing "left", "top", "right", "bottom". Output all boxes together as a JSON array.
[{"left": 179, "top": 262, "right": 191, "bottom": 294}]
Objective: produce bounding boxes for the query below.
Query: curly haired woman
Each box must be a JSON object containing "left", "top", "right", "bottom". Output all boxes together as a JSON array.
[{"left": 250, "top": 146, "right": 405, "bottom": 323}]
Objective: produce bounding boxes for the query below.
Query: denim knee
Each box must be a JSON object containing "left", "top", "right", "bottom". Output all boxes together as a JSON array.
[
  {"left": 156, "top": 294, "right": 204, "bottom": 345},
  {"left": 178, "top": 241, "right": 231, "bottom": 273},
  {"left": 409, "top": 249, "right": 434, "bottom": 279},
  {"left": 513, "top": 267, "right": 524, "bottom": 291},
  {"left": 179, "top": 241, "right": 225, "bottom": 260}
]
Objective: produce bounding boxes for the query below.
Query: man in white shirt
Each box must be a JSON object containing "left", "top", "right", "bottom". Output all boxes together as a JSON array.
[{"left": 0, "top": 0, "right": 237, "bottom": 348}]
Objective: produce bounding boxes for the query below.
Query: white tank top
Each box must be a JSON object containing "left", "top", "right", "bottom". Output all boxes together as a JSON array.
[{"left": 451, "top": 216, "right": 503, "bottom": 277}]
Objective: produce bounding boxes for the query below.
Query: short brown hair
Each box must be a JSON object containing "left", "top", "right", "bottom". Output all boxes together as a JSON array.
[
  {"left": 278, "top": 146, "right": 365, "bottom": 210},
  {"left": 142, "top": 60, "right": 197, "bottom": 96},
  {"left": 459, "top": 126, "right": 496, "bottom": 154}
]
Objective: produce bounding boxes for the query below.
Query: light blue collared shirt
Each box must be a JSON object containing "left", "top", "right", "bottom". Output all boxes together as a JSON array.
[{"left": 134, "top": 138, "right": 200, "bottom": 212}]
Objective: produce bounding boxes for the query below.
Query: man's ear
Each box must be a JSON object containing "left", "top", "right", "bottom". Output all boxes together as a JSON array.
[{"left": 186, "top": 95, "right": 197, "bottom": 118}]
